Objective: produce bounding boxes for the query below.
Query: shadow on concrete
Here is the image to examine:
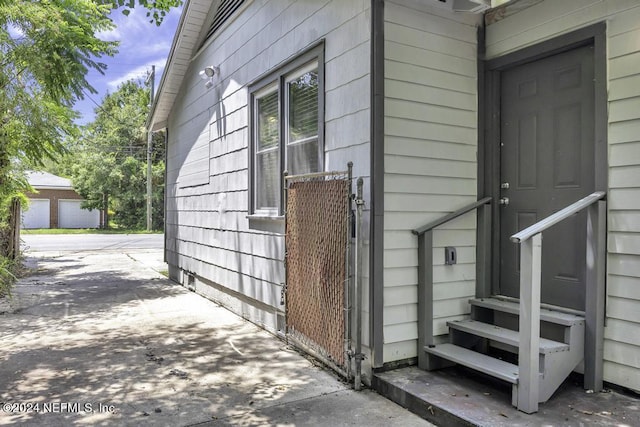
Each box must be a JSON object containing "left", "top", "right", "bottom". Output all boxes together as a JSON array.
[{"left": 0, "top": 252, "right": 339, "bottom": 426}]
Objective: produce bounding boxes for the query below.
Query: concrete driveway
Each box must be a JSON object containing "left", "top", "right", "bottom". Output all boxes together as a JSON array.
[{"left": 0, "top": 239, "right": 431, "bottom": 426}]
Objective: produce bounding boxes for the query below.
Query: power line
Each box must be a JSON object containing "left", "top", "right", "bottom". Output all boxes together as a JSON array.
[
  {"left": 79, "top": 86, "right": 149, "bottom": 129},
  {"left": 82, "top": 90, "right": 103, "bottom": 110}
]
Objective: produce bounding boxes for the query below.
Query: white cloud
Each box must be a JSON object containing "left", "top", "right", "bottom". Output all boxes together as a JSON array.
[
  {"left": 97, "top": 27, "right": 121, "bottom": 42},
  {"left": 75, "top": 4, "right": 182, "bottom": 124},
  {"left": 111, "top": 7, "right": 152, "bottom": 36},
  {"left": 143, "top": 40, "right": 173, "bottom": 56},
  {"left": 95, "top": 7, "right": 174, "bottom": 49},
  {"left": 107, "top": 59, "right": 166, "bottom": 89},
  {"left": 102, "top": 7, "right": 179, "bottom": 89}
]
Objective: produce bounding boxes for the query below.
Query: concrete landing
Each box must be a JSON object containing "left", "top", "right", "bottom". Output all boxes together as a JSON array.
[{"left": 373, "top": 366, "right": 640, "bottom": 427}]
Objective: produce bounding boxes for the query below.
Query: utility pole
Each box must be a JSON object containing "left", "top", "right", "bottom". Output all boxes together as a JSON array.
[{"left": 146, "top": 65, "right": 155, "bottom": 231}]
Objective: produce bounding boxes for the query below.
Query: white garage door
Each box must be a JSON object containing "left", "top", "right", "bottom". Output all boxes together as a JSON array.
[
  {"left": 58, "top": 200, "right": 100, "bottom": 229},
  {"left": 22, "top": 199, "right": 51, "bottom": 229}
]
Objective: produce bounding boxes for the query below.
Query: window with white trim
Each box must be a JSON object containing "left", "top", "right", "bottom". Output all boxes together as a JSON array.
[
  {"left": 254, "top": 84, "right": 280, "bottom": 212},
  {"left": 249, "top": 47, "right": 323, "bottom": 217}
]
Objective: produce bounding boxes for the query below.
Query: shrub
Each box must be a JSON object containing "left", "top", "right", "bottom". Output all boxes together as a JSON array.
[{"left": 0, "top": 255, "right": 17, "bottom": 297}]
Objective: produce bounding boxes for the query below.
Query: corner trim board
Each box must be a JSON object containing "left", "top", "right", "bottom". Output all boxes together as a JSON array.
[{"left": 370, "top": 0, "right": 385, "bottom": 368}]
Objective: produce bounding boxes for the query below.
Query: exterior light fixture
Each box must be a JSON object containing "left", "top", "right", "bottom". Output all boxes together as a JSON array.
[
  {"left": 431, "top": 0, "right": 490, "bottom": 13},
  {"left": 199, "top": 66, "right": 218, "bottom": 89}
]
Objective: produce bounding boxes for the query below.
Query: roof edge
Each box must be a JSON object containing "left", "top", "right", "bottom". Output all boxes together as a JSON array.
[{"left": 146, "top": 0, "right": 194, "bottom": 131}]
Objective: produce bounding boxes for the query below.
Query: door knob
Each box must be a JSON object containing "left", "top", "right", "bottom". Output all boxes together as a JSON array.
[{"left": 499, "top": 197, "right": 510, "bottom": 206}]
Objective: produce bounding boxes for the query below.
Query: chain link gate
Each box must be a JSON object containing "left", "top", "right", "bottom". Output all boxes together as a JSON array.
[{"left": 283, "top": 164, "right": 353, "bottom": 378}]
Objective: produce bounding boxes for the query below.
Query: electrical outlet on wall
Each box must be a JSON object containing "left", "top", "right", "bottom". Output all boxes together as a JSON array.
[{"left": 445, "top": 247, "right": 457, "bottom": 265}]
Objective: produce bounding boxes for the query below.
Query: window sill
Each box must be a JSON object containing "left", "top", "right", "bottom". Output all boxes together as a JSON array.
[
  {"left": 247, "top": 214, "right": 285, "bottom": 233},
  {"left": 246, "top": 214, "right": 284, "bottom": 221}
]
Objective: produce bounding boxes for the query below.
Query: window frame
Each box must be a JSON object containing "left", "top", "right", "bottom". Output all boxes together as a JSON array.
[
  {"left": 248, "top": 42, "right": 325, "bottom": 218},
  {"left": 252, "top": 83, "right": 280, "bottom": 216},
  {"left": 284, "top": 61, "right": 321, "bottom": 176}
]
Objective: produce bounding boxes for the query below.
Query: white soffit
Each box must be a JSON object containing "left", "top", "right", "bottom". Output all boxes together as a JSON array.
[{"left": 148, "top": 0, "right": 212, "bottom": 131}]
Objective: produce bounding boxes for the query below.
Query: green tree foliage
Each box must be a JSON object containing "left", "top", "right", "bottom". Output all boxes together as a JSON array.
[
  {"left": 0, "top": 0, "right": 180, "bottom": 285},
  {"left": 98, "top": 0, "right": 180, "bottom": 24},
  {"left": 0, "top": 0, "right": 181, "bottom": 170},
  {"left": 69, "top": 80, "right": 165, "bottom": 230},
  {"left": 0, "top": 0, "right": 116, "bottom": 167},
  {"left": 0, "top": 0, "right": 117, "bottom": 272}
]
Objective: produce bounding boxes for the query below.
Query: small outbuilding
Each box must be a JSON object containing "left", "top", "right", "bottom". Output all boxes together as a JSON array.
[{"left": 22, "top": 171, "right": 101, "bottom": 229}]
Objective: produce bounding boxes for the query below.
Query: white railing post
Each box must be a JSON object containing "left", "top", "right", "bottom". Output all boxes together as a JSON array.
[
  {"left": 585, "top": 199, "right": 606, "bottom": 391},
  {"left": 518, "top": 233, "right": 542, "bottom": 413}
]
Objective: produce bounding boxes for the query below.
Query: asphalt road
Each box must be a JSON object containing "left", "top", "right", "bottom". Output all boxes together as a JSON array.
[{"left": 21, "top": 233, "right": 164, "bottom": 252}]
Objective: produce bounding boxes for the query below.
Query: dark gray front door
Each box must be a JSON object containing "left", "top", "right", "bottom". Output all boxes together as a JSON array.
[{"left": 499, "top": 45, "right": 595, "bottom": 310}]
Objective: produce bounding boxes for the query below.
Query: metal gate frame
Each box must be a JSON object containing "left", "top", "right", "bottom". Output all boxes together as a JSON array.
[{"left": 283, "top": 162, "right": 364, "bottom": 386}]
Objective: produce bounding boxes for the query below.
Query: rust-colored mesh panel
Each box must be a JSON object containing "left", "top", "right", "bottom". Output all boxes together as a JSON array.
[{"left": 285, "top": 178, "right": 349, "bottom": 367}]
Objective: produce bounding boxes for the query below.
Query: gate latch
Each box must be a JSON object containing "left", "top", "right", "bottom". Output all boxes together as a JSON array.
[{"left": 280, "top": 283, "right": 287, "bottom": 306}]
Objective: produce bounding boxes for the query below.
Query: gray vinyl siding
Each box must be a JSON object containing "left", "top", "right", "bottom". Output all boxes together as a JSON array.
[
  {"left": 382, "top": 1, "right": 480, "bottom": 362},
  {"left": 165, "top": 0, "right": 371, "bottom": 346},
  {"left": 485, "top": 0, "right": 640, "bottom": 393}
]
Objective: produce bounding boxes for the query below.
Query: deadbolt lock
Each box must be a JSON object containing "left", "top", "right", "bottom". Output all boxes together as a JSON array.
[{"left": 501, "top": 182, "right": 510, "bottom": 189}]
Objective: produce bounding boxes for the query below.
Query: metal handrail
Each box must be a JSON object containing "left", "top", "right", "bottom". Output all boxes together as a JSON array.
[
  {"left": 415, "top": 196, "right": 493, "bottom": 372},
  {"left": 509, "top": 189, "right": 607, "bottom": 413},
  {"left": 511, "top": 191, "right": 606, "bottom": 243},
  {"left": 413, "top": 197, "right": 493, "bottom": 236}
]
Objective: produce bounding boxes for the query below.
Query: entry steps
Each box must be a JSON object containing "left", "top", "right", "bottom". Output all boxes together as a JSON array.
[{"left": 423, "top": 297, "right": 585, "bottom": 413}]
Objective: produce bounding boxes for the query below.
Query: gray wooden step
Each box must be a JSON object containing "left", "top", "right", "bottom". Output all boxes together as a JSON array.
[
  {"left": 470, "top": 298, "right": 584, "bottom": 326},
  {"left": 425, "top": 343, "right": 520, "bottom": 384},
  {"left": 447, "top": 319, "right": 570, "bottom": 354}
]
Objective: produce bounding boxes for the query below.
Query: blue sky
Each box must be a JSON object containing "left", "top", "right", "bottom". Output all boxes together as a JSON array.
[{"left": 73, "top": 6, "right": 183, "bottom": 125}]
